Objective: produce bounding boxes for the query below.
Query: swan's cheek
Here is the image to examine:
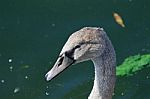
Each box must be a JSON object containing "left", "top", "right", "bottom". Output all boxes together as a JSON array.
[
  {"left": 74, "top": 50, "right": 83, "bottom": 60},
  {"left": 74, "top": 45, "right": 92, "bottom": 61},
  {"left": 73, "top": 48, "right": 86, "bottom": 60},
  {"left": 89, "top": 44, "right": 105, "bottom": 57}
]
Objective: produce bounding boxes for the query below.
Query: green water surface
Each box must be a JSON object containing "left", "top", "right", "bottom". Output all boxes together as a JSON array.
[{"left": 0, "top": 0, "right": 150, "bottom": 99}]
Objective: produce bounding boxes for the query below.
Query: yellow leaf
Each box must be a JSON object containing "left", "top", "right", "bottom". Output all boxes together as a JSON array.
[{"left": 113, "top": 12, "right": 125, "bottom": 28}]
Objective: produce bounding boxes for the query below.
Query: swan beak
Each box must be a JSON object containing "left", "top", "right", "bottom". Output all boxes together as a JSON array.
[{"left": 45, "top": 54, "right": 75, "bottom": 81}]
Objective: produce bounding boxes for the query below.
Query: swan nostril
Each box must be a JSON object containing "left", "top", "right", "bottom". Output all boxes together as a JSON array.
[{"left": 57, "top": 57, "right": 64, "bottom": 66}]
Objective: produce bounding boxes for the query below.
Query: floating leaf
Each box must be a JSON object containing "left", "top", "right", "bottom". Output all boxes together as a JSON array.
[{"left": 113, "top": 12, "right": 125, "bottom": 27}]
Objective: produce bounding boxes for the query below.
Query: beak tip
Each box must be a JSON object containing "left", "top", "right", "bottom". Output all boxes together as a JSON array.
[{"left": 45, "top": 73, "right": 51, "bottom": 81}]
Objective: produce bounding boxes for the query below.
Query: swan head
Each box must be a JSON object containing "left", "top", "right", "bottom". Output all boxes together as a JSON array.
[{"left": 45, "top": 27, "right": 106, "bottom": 81}]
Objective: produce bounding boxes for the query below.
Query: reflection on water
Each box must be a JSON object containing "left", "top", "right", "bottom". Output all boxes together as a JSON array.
[{"left": 0, "top": 0, "right": 150, "bottom": 99}]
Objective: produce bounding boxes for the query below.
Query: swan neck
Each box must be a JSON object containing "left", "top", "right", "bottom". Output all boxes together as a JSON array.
[{"left": 88, "top": 55, "right": 116, "bottom": 99}]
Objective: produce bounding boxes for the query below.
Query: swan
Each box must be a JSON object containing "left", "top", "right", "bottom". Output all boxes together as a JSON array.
[{"left": 45, "top": 27, "right": 116, "bottom": 99}]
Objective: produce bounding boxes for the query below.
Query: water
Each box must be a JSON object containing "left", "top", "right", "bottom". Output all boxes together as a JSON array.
[{"left": 0, "top": 0, "right": 150, "bottom": 99}]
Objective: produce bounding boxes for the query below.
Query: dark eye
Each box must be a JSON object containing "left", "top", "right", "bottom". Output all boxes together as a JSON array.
[
  {"left": 63, "top": 44, "right": 81, "bottom": 61},
  {"left": 74, "top": 45, "right": 81, "bottom": 49}
]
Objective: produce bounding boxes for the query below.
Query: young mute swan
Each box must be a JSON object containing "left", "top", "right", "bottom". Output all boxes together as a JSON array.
[{"left": 45, "top": 27, "right": 116, "bottom": 99}]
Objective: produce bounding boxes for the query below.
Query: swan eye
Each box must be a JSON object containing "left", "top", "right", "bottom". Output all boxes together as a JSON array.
[
  {"left": 59, "top": 44, "right": 81, "bottom": 62},
  {"left": 65, "top": 50, "right": 74, "bottom": 60},
  {"left": 74, "top": 44, "right": 81, "bottom": 49},
  {"left": 64, "top": 45, "right": 81, "bottom": 60}
]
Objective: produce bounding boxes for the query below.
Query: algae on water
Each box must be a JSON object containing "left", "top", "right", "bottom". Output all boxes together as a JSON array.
[{"left": 116, "top": 54, "right": 150, "bottom": 76}]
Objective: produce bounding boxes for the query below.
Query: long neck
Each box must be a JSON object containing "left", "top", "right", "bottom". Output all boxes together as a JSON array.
[{"left": 88, "top": 48, "right": 116, "bottom": 99}]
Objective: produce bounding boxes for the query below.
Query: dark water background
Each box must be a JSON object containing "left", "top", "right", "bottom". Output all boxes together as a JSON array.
[{"left": 0, "top": 0, "right": 150, "bottom": 99}]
